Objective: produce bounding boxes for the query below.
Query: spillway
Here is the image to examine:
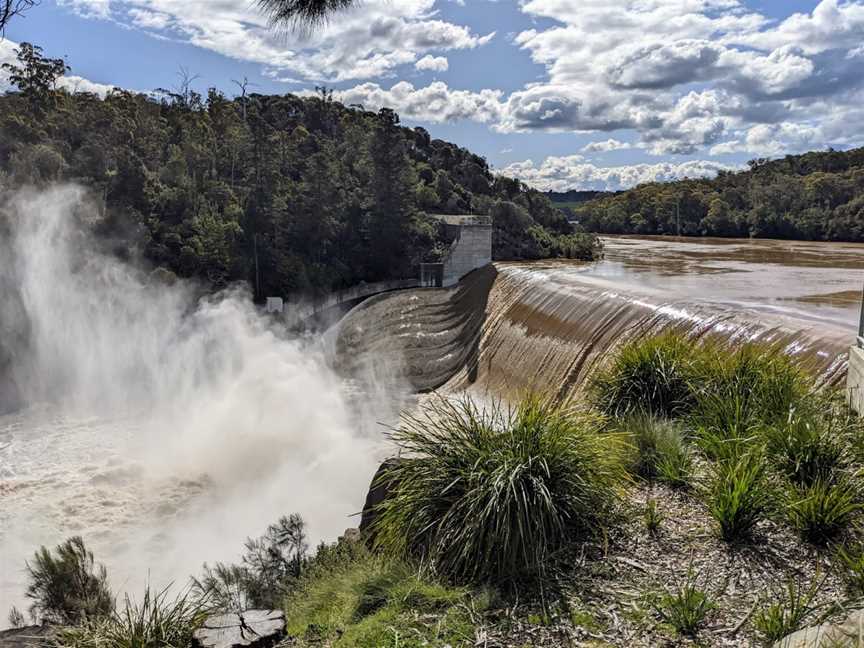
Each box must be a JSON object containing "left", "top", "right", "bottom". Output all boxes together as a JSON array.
[{"left": 334, "top": 237, "right": 864, "bottom": 401}]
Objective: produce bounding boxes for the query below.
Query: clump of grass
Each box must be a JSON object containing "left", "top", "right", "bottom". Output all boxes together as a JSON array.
[
  {"left": 762, "top": 410, "right": 849, "bottom": 487},
  {"left": 706, "top": 452, "right": 773, "bottom": 542},
  {"left": 786, "top": 478, "right": 862, "bottom": 545},
  {"left": 643, "top": 499, "right": 663, "bottom": 534},
  {"left": 752, "top": 574, "right": 825, "bottom": 645},
  {"left": 655, "top": 570, "right": 715, "bottom": 637},
  {"left": 371, "top": 394, "right": 627, "bottom": 584},
  {"left": 691, "top": 343, "right": 806, "bottom": 430},
  {"left": 591, "top": 333, "right": 698, "bottom": 418},
  {"left": 51, "top": 586, "right": 210, "bottom": 648},
  {"left": 623, "top": 413, "right": 693, "bottom": 488}
]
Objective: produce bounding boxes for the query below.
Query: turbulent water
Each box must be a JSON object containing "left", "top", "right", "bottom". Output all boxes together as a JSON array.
[
  {"left": 0, "top": 187, "right": 390, "bottom": 618},
  {"left": 3, "top": 187, "right": 864, "bottom": 620}
]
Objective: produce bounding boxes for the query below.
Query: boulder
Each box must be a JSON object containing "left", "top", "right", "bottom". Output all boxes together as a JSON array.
[
  {"left": 774, "top": 608, "right": 863, "bottom": 647},
  {"left": 358, "top": 458, "right": 401, "bottom": 544},
  {"left": 193, "top": 610, "right": 285, "bottom": 648}
]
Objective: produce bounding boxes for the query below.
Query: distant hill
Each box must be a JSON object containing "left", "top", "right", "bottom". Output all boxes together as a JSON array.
[{"left": 570, "top": 147, "right": 864, "bottom": 241}]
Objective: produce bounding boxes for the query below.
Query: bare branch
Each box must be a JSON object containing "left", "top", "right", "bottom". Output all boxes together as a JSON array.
[{"left": 0, "top": 0, "right": 38, "bottom": 36}]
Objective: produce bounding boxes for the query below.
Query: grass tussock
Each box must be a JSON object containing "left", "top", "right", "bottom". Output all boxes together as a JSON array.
[
  {"left": 622, "top": 413, "right": 694, "bottom": 488},
  {"left": 786, "top": 478, "right": 862, "bottom": 545},
  {"left": 655, "top": 570, "right": 715, "bottom": 637},
  {"left": 591, "top": 333, "right": 698, "bottom": 418},
  {"left": 752, "top": 574, "right": 825, "bottom": 645},
  {"left": 763, "top": 410, "right": 849, "bottom": 488},
  {"left": 371, "top": 394, "right": 628, "bottom": 584},
  {"left": 706, "top": 452, "right": 773, "bottom": 543},
  {"left": 51, "top": 586, "right": 211, "bottom": 648}
]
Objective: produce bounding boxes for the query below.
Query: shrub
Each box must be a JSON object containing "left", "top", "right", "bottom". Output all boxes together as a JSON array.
[
  {"left": 706, "top": 452, "right": 773, "bottom": 542},
  {"left": 371, "top": 395, "right": 627, "bottom": 583},
  {"left": 591, "top": 333, "right": 698, "bottom": 418},
  {"left": 193, "top": 514, "right": 308, "bottom": 612},
  {"left": 655, "top": 571, "right": 714, "bottom": 636},
  {"left": 786, "top": 478, "right": 862, "bottom": 545},
  {"left": 25, "top": 536, "right": 113, "bottom": 625},
  {"left": 762, "top": 411, "right": 848, "bottom": 487},
  {"left": 623, "top": 414, "right": 693, "bottom": 488},
  {"left": 51, "top": 585, "right": 210, "bottom": 648},
  {"left": 752, "top": 574, "right": 824, "bottom": 645}
]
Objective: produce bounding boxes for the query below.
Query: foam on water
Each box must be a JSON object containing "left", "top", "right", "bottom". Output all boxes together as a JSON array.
[{"left": 0, "top": 186, "right": 387, "bottom": 618}]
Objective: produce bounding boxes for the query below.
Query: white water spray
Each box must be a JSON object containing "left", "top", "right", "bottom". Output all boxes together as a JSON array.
[{"left": 0, "top": 185, "right": 385, "bottom": 619}]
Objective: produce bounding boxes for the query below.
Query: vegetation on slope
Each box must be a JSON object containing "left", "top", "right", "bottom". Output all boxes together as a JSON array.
[
  {"left": 568, "top": 148, "right": 864, "bottom": 241},
  {"left": 0, "top": 42, "right": 600, "bottom": 299}
]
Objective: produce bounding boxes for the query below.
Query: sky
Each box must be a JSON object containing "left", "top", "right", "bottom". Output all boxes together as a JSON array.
[{"left": 2, "top": 0, "right": 864, "bottom": 191}]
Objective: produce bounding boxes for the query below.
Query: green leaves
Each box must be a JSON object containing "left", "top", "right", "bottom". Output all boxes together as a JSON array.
[
  {"left": 706, "top": 452, "right": 773, "bottom": 542},
  {"left": 371, "top": 394, "right": 627, "bottom": 584}
]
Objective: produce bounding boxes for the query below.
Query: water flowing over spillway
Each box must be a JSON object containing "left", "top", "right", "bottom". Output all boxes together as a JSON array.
[{"left": 338, "top": 236, "right": 864, "bottom": 401}]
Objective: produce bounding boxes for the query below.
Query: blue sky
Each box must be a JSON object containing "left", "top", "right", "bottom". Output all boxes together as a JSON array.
[{"left": 3, "top": 0, "right": 864, "bottom": 191}]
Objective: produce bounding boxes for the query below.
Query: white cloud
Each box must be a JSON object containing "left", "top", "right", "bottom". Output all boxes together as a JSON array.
[
  {"left": 502, "top": 155, "right": 741, "bottom": 192},
  {"left": 415, "top": 55, "right": 448, "bottom": 72},
  {"left": 494, "top": 0, "right": 864, "bottom": 156},
  {"left": 57, "top": 0, "right": 494, "bottom": 82},
  {"left": 331, "top": 81, "right": 503, "bottom": 123},
  {"left": 580, "top": 138, "right": 633, "bottom": 153}
]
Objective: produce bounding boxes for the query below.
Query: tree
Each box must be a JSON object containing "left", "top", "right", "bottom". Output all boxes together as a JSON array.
[
  {"left": 368, "top": 107, "right": 418, "bottom": 278},
  {"left": 25, "top": 536, "right": 113, "bottom": 625},
  {"left": 0, "top": 0, "right": 37, "bottom": 34},
  {"left": 1, "top": 42, "right": 68, "bottom": 111},
  {"left": 256, "top": 0, "right": 359, "bottom": 30}
]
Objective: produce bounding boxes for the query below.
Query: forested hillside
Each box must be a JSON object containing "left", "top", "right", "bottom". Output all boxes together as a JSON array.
[
  {"left": 0, "top": 43, "right": 599, "bottom": 297},
  {"left": 571, "top": 148, "right": 864, "bottom": 241}
]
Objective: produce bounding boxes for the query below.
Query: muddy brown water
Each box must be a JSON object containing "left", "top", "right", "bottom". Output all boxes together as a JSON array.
[{"left": 337, "top": 236, "right": 864, "bottom": 399}]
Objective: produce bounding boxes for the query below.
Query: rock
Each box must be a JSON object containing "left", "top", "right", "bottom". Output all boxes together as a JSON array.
[
  {"left": 774, "top": 608, "right": 864, "bottom": 647},
  {"left": 359, "top": 457, "right": 401, "bottom": 544},
  {"left": 0, "top": 626, "right": 54, "bottom": 648},
  {"left": 193, "top": 610, "right": 285, "bottom": 648}
]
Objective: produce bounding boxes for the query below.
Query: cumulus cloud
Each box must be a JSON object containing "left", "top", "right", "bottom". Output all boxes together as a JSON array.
[
  {"left": 330, "top": 81, "right": 503, "bottom": 123},
  {"left": 497, "top": 0, "right": 864, "bottom": 155},
  {"left": 581, "top": 138, "right": 633, "bottom": 153},
  {"left": 502, "top": 155, "right": 741, "bottom": 192},
  {"left": 57, "top": 0, "right": 494, "bottom": 82},
  {"left": 415, "top": 55, "right": 449, "bottom": 72}
]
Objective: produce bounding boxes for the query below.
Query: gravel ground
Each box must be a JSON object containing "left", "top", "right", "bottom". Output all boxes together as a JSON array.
[{"left": 469, "top": 483, "right": 859, "bottom": 648}]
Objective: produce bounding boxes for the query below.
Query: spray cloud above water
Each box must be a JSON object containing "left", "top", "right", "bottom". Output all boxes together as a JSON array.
[{"left": 0, "top": 185, "right": 385, "bottom": 617}]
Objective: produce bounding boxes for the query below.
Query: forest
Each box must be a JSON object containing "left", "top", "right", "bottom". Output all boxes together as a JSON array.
[
  {"left": 567, "top": 147, "right": 864, "bottom": 241},
  {"left": 0, "top": 42, "right": 600, "bottom": 297}
]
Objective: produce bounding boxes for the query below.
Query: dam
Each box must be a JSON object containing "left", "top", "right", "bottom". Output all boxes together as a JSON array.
[
  {"left": 3, "top": 220, "right": 864, "bottom": 616},
  {"left": 334, "top": 236, "right": 864, "bottom": 400}
]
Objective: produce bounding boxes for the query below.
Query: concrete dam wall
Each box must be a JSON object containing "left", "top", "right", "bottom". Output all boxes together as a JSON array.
[{"left": 333, "top": 261, "right": 853, "bottom": 402}]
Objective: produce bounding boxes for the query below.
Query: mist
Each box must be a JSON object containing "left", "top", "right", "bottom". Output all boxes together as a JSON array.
[{"left": 0, "top": 185, "right": 387, "bottom": 617}]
